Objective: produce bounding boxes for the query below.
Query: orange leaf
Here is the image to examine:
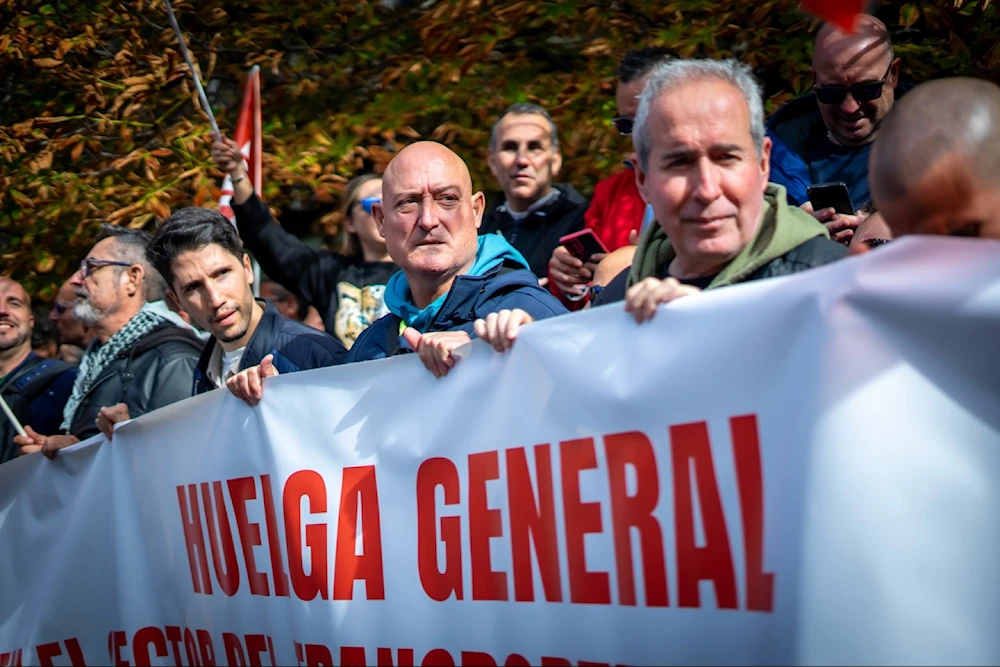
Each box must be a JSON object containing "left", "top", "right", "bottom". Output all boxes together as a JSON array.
[
  {"left": 33, "top": 57, "right": 64, "bottom": 68},
  {"left": 149, "top": 148, "right": 173, "bottom": 157},
  {"left": 36, "top": 254, "right": 56, "bottom": 274}
]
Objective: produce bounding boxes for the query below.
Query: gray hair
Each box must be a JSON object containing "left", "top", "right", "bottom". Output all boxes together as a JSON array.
[
  {"left": 489, "top": 103, "right": 560, "bottom": 152},
  {"left": 95, "top": 223, "right": 166, "bottom": 302},
  {"left": 632, "top": 58, "right": 766, "bottom": 172}
]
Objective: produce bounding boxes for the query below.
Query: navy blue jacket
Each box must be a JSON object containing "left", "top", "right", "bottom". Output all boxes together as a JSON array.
[
  {"left": 347, "top": 261, "right": 567, "bottom": 362},
  {"left": 766, "top": 85, "right": 910, "bottom": 206},
  {"left": 193, "top": 299, "right": 347, "bottom": 394},
  {"left": 1, "top": 353, "right": 77, "bottom": 464}
]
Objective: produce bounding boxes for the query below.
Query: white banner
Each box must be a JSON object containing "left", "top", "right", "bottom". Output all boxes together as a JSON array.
[{"left": 2, "top": 237, "right": 1000, "bottom": 667}]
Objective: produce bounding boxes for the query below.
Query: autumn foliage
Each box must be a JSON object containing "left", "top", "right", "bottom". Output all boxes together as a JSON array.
[{"left": 2, "top": 0, "right": 998, "bottom": 300}]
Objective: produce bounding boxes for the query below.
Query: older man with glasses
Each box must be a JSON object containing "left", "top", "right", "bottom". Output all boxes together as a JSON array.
[
  {"left": 15, "top": 225, "right": 203, "bottom": 458},
  {"left": 766, "top": 15, "right": 907, "bottom": 244}
]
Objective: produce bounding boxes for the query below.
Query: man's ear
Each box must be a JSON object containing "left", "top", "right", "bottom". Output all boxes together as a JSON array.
[
  {"left": 472, "top": 191, "right": 486, "bottom": 230},
  {"left": 635, "top": 160, "right": 650, "bottom": 205},
  {"left": 759, "top": 136, "right": 772, "bottom": 192},
  {"left": 486, "top": 151, "right": 501, "bottom": 182},
  {"left": 888, "top": 57, "right": 901, "bottom": 87},
  {"left": 372, "top": 202, "right": 386, "bottom": 237},
  {"left": 124, "top": 265, "right": 144, "bottom": 298},
  {"left": 551, "top": 149, "right": 563, "bottom": 179},
  {"left": 243, "top": 253, "right": 254, "bottom": 286}
]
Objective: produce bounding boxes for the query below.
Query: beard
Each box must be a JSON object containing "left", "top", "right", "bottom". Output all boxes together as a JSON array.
[
  {"left": 73, "top": 297, "right": 118, "bottom": 327},
  {"left": 0, "top": 328, "right": 29, "bottom": 352}
]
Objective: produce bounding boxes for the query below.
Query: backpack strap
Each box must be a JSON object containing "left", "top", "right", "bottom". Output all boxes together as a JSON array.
[
  {"left": 0, "top": 355, "right": 50, "bottom": 394},
  {"left": 8, "top": 359, "right": 74, "bottom": 403}
]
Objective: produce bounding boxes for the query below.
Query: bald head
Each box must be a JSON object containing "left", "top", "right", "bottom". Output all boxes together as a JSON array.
[
  {"left": 0, "top": 277, "right": 29, "bottom": 306},
  {"left": 374, "top": 142, "right": 487, "bottom": 307},
  {"left": 814, "top": 16, "right": 893, "bottom": 71},
  {"left": 870, "top": 78, "right": 1000, "bottom": 239}
]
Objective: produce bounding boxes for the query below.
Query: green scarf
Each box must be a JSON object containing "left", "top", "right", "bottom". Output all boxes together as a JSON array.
[{"left": 627, "top": 184, "right": 831, "bottom": 289}]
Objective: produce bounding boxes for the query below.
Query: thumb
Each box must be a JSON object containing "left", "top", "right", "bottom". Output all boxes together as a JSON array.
[
  {"left": 260, "top": 354, "right": 278, "bottom": 377},
  {"left": 24, "top": 425, "right": 41, "bottom": 440},
  {"left": 628, "top": 229, "right": 639, "bottom": 246},
  {"left": 401, "top": 326, "right": 422, "bottom": 351}
]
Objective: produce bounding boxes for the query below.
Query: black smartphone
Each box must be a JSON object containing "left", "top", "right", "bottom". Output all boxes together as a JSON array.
[
  {"left": 807, "top": 182, "right": 855, "bottom": 216},
  {"left": 560, "top": 228, "right": 609, "bottom": 262}
]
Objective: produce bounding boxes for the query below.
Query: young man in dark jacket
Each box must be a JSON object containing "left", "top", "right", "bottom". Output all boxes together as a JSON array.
[
  {"left": 479, "top": 103, "right": 589, "bottom": 280},
  {"left": 144, "top": 208, "right": 348, "bottom": 408},
  {"left": 346, "top": 141, "right": 566, "bottom": 376},
  {"left": 15, "top": 226, "right": 204, "bottom": 457}
]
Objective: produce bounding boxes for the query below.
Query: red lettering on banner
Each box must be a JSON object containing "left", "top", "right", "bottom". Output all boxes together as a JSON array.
[
  {"left": 260, "top": 475, "right": 291, "bottom": 598},
  {"left": 504, "top": 654, "right": 531, "bottom": 667},
  {"left": 340, "top": 646, "right": 367, "bottom": 666},
  {"left": 469, "top": 451, "right": 508, "bottom": 601},
  {"left": 461, "top": 651, "right": 497, "bottom": 666},
  {"left": 177, "top": 484, "right": 212, "bottom": 594},
  {"left": 196, "top": 630, "right": 216, "bottom": 666},
  {"left": 223, "top": 633, "right": 246, "bottom": 667},
  {"left": 183, "top": 628, "right": 201, "bottom": 667},
  {"left": 417, "top": 458, "right": 463, "bottom": 601},
  {"left": 507, "top": 445, "right": 562, "bottom": 603},
  {"left": 245, "top": 635, "right": 269, "bottom": 667},
  {"left": 0, "top": 649, "right": 22, "bottom": 667},
  {"left": 605, "top": 431, "right": 669, "bottom": 607},
  {"left": 229, "top": 477, "right": 271, "bottom": 596},
  {"left": 109, "top": 631, "right": 128, "bottom": 666},
  {"left": 561, "top": 438, "right": 611, "bottom": 605},
  {"left": 165, "top": 626, "right": 183, "bottom": 666},
  {"left": 671, "top": 421, "right": 738, "bottom": 609},
  {"left": 35, "top": 643, "right": 61, "bottom": 667},
  {"left": 540, "top": 658, "right": 571, "bottom": 667},
  {"left": 377, "top": 647, "right": 415, "bottom": 666},
  {"left": 333, "top": 466, "right": 385, "bottom": 600},
  {"left": 421, "top": 649, "right": 454, "bottom": 666},
  {"left": 284, "top": 470, "right": 329, "bottom": 601},
  {"left": 134, "top": 627, "right": 168, "bottom": 665},
  {"left": 731, "top": 415, "right": 775, "bottom": 612},
  {"left": 202, "top": 481, "right": 241, "bottom": 597},
  {"left": 303, "top": 644, "right": 332, "bottom": 666}
]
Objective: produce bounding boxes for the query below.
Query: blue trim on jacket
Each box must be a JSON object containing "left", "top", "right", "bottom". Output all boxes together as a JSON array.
[
  {"left": 346, "top": 261, "right": 567, "bottom": 362},
  {"left": 193, "top": 299, "right": 347, "bottom": 394}
]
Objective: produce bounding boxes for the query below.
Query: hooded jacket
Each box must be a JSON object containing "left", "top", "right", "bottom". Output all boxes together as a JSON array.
[
  {"left": 193, "top": 299, "right": 347, "bottom": 395},
  {"left": 766, "top": 85, "right": 910, "bottom": 206},
  {"left": 479, "top": 183, "right": 588, "bottom": 279},
  {"left": 592, "top": 184, "right": 847, "bottom": 306},
  {"left": 347, "top": 236, "right": 567, "bottom": 362}
]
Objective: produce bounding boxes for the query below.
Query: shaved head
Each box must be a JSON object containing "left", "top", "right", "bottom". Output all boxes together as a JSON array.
[
  {"left": 383, "top": 142, "right": 474, "bottom": 197},
  {"left": 870, "top": 77, "right": 1000, "bottom": 239},
  {"left": 813, "top": 16, "right": 899, "bottom": 146}
]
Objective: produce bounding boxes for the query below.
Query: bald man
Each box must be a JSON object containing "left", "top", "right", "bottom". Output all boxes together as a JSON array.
[
  {"left": 344, "top": 141, "right": 566, "bottom": 374},
  {"left": 870, "top": 77, "right": 1000, "bottom": 240},
  {"left": 768, "top": 15, "right": 904, "bottom": 242},
  {"left": 0, "top": 278, "right": 77, "bottom": 464}
]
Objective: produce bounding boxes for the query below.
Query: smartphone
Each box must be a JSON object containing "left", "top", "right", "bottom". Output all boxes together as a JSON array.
[
  {"left": 807, "top": 182, "right": 854, "bottom": 216},
  {"left": 560, "top": 228, "right": 609, "bottom": 262}
]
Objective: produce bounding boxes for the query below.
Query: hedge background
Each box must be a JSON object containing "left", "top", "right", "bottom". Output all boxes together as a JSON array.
[{"left": 2, "top": 0, "right": 997, "bottom": 300}]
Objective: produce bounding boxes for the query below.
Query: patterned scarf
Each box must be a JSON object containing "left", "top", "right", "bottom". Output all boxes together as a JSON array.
[{"left": 60, "top": 307, "right": 166, "bottom": 432}]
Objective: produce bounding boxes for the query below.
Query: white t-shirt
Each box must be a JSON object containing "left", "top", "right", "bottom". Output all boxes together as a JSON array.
[{"left": 206, "top": 344, "right": 247, "bottom": 389}]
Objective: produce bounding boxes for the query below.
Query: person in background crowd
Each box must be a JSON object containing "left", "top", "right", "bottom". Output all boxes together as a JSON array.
[
  {"left": 847, "top": 200, "right": 892, "bottom": 254},
  {"left": 869, "top": 77, "right": 1000, "bottom": 241},
  {"left": 211, "top": 140, "right": 396, "bottom": 349},
  {"left": 49, "top": 279, "right": 95, "bottom": 362},
  {"left": 476, "top": 58, "right": 847, "bottom": 348},
  {"left": 0, "top": 278, "right": 77, "bottom": 464},
  {"left": 30, "top": 306, "right": 59, "bottom": 359},
  {"left": 134, "top": 208, "right": 346, "bottom": 412},
  {"left": 548, "top": 47, "right": 672, "bottom": 307},
  {"left": 260, "top": 278, "right": 325, "bottom": 331},
  {"left": 340, "top": 141, "right": 566, "bottom": 376},
  {"left": 14, "top": 226, "right": 204, "bottom": 457},
  {"left": 480, "top": 103, "right": 589, "bottom": 280},
  {"left": 768, "top": 16, "right": 904, "bottom": 243}
]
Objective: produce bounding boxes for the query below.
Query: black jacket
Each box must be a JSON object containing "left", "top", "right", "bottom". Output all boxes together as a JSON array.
[
  {"left": 1, "top": 354, "right": 76, "bottom": 464},
  {"left": 67, "top": 323, "right": 204, "bottom": 440},
  {"left": 593, "top": 236, "right": 848, "bottom": 306},
  {"left": 232, "top": 193, "right": 397, "bottom": 347},
  {"left": 479, "top": 184, "right": 588, "bottom": 279},
  {"left": 193, "top": 299, "right": 348, "bottom": 395}
]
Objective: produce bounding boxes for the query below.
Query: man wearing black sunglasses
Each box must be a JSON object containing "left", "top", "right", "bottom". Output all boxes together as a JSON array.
[{"left": 767, "top": 15, "right": 905, "bottom": 242}]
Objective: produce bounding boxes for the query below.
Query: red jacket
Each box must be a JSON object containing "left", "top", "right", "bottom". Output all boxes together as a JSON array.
[{"left": 548, "top": 168, "right": 646, "bottom": 307}]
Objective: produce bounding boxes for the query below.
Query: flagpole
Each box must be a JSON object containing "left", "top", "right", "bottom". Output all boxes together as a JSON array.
[
  {"left": 163, "top": 0, "right": 222, "bottom": 140},
  {"left": 0, "top": 394, "right": 27, "bottom": 439}
]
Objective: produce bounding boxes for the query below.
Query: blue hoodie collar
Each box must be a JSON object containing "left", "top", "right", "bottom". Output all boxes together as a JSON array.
[{"left": 384, "top": 235, "right": 529, "bottom": 333}]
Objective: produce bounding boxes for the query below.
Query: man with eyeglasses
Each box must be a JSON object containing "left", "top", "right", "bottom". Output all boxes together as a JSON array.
[
  {"left": 548, "top": 47, "right": 672, "bottom": 308},
  {"left": 15, "top": 225, "right": 203, "bottom": 458},
  {"left": 480, "top": 103, "right": 589, "bottom": 280},
  {"left": 767, "top": 15, "right": 906, "bottom": 244},
  {"left": 49, "top": 279, "right": 95, "bottom": 362}
]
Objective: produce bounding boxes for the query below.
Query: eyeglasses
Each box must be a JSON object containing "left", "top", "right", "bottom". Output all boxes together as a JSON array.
[
  {"left": 813, "top": 62, "right": 893, "bottom": 105},
  {"left": 360, "top": 196, "right": 381, "bottom": 215},
  {"left": 863, "top": 238, "right": 891, "bottom": 248},
  {"left": 51, "top": 300, "right": 75, "bottom": 315},
  {"left": 612, "top": 115, "right": 634, "bottom": 136},
  {"left": 78, "top": 258, "right": 133, "bottom": 278}
]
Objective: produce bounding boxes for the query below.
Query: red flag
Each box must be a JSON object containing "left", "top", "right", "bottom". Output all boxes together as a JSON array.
[
  {"left": 219, "top": 66, "right": 262, "bottom": 223},
  {"left": 799, "top": 0, "right": 867, "bottom": 32}
]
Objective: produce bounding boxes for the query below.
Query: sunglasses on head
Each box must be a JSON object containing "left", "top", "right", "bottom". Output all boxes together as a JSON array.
[
  {"left": 360, "top": 196, "right": 381, "bottom": 215},
  {"left": 612, "top": 115, "right": 634, "bottom": 136},
  {"left": 813, "top": 62, "right": 893, "bottom": 105}
]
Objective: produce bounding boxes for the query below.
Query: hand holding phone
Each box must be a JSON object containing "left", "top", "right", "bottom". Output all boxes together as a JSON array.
[
  {"left": 806, "top": 182, "right": 854, "bottom": 216},
  {"left": 559, "top": 228, "right": 609, "bottom": 262}
]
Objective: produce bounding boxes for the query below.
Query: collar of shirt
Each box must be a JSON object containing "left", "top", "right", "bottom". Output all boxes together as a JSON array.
[{"left": 497, "top": 188, "right": 561, "bottom": 220}]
